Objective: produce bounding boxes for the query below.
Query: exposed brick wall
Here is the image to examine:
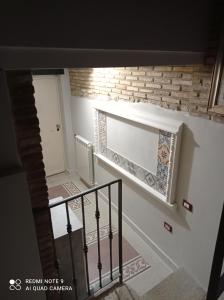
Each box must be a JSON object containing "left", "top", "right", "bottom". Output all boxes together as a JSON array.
[
  {"left": 69, "top": 65, "right": 213, "bottom": 116},
  {"left": 6, "top": 71, "right": 59, "bottom": 300}
]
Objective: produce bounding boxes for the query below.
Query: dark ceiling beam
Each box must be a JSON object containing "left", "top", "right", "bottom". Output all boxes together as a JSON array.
[{"left": 0, "top": 47, "right": 205, "bottom": 69}]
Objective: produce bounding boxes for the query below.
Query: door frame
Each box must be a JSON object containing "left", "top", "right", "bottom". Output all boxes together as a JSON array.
[
  {"left": 57, "top": 69, "right": 76, "bottom": 175},
  {"left": 33, "top": 74, "right": 66, "bottom": 176}
]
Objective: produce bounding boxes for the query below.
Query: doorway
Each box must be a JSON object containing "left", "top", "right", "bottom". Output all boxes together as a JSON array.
[{"left": 33, "top": 75, "right": 65, "bottom": 176}]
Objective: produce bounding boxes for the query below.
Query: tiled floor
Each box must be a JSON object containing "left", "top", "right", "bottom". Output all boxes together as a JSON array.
[
  {"left": 96, "top": 270, "right": 207, "bottom": 300},
  {"left": 47, "top": 171, "right": 173, "bottom": 297}
]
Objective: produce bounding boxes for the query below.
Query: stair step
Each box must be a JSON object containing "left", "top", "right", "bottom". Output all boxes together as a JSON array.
[
  {"left": 94, "top": 284, "right": 140, "bottom": 300},
  {"left": 141, "top": 269, "right": 206, "bottom": 300},
  {"left": 95, "top": 269, "right": 207, "bottom": 300}
]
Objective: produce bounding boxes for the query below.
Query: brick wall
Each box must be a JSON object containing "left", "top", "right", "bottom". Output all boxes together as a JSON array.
[
  {"left": 69, "top": 65, "right": 213, "bottom": 116},
  {"left": 6, "top": 71, "right": 59, "bottom": 300}
]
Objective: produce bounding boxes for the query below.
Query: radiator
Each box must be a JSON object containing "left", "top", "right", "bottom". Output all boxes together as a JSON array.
[{"left": 75, "top": 135, "right": 95, "bottom": 186}]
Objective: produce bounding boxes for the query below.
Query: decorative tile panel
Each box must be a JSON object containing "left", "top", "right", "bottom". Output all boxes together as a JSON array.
[{"left": 95, "top": 109, "right": 182, "bottom": 204}]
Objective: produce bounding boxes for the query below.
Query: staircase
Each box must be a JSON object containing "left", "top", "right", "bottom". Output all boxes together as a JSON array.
[
  {"left": 46, "top": 177, "right": 224, "bottom": 300},
  {"left": 94, "top": 283, "right": 140, "bottom": 300},
  {"left": 47, "top": 179, "right": 123, "bottom": 300},
  {"left": 94, "top": 200, "right": 224, "bottom": 300},
  {"left": 95, "top": 269, "right": 206, "bottom": 300}
]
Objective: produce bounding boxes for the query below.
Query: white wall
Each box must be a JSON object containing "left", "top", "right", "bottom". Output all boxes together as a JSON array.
[
  {"left": 70, "top": 96, "right": 224, "bottom": 290},
  {"left": 59, "top": 69, "right": 76, "bottom": 173},
  {"left": 106, "top": 114, "right": 159, "bottom": 173}
]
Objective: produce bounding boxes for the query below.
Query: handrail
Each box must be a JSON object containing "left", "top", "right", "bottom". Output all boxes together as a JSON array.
[
  {"left": 47, "top": 178, "right": 123, "bottom": 299},
  {"left": 48, "top": 179, "right": 122, "bottom": 209}
]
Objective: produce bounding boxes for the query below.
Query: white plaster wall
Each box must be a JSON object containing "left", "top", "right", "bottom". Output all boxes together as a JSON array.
[
  {"left": 59, "top": 69, "right": 76, "bottom": 173},
  {"left": 71, "top": 96, "right": 224, "bottom": 291},
  {"left": 107, "top": 115, "right": 159, "bottom": 174}
]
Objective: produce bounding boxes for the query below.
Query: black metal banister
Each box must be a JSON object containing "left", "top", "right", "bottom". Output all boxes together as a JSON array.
[
  {"left": 80, "top": 195, "right": 91, "bottom": 296},
  {"left": 108, "top": 185, "right": 113, "bottom": 281},
  {"left": 118, "top": 180, "right": 123, "bottom": 284},
  {"left": 47, "top": 178, "right": 122, "bottom": 299},
  {"left": 65, "top": 202, "right": 78, "bottom": 300},
  {"left": 49, "top": 179, "right": 122, "bottom": 209},
  {"left": 95, "top": 190, "right": 102, "bottom": 288}
]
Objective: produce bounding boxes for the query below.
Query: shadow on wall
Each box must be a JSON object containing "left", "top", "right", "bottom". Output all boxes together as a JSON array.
[
  {"left": 176, "top": 125, "right": 199, "bottom": 224},
  {"left": 96, "top": 124, "right": 199, "bottom": 231}
]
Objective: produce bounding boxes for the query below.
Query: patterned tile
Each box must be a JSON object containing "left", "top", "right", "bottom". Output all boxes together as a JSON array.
[
  {"left": 63, "top": 181, "right": 81, "bottom": 195},
  {"left": 159, "top": 130, "right": 172, "bottom": 147},
  {"left": 158, "top": 144, "right": 170, "bottom": 165},
  {"left": 90, "top": 256, "right": 150, "bottom": 290},
  {"left": 63, "top": 182, "right": 91, "bottom": 209},
  {"left": 155, "top": 180, "right": 167, "bottom": 196},
  {"left": 69, "top": 198, "right": 91, "bottom": 210},
  {"left": 123, "top": 256, "right": 151, "bottom": 282},
  {"left": 126, "top": 161, "right": 136, "bottom": 175},
  {"left": 112, "top": 152, "right": 120, "bottom": 164},
  {"left": 107, "top": 148, "right": 154, "bottom": 187},
  {"left": 144, "top": 173, "right": 156, "bottom": 187},
  {"left": 48, "top": 182, "right": 92, "bottom": 210},
  {"left": 156, "top": 163, "right": 168, "bottom": 183},
  {"left": 86, "top": 225, "right": 118, "bottom": 246},
  {"left": 48, "top": 184, "right": 70, "bottom": 200},
  {"left": 135, "top": 167, "right": 147, "bottom": 182}
]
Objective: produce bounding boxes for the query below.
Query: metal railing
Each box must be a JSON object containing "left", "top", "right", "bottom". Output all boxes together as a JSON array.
[{"left": 49, "top": 179, "right": 123, "bottom": 299}]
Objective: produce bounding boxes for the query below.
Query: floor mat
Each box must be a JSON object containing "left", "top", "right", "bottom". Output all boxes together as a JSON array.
[
  {"left": 48, "top": 181, "right": 91, "bottom": 209},
  {"left": 87, "top": 229, "right": 150, "bottom": 290}
]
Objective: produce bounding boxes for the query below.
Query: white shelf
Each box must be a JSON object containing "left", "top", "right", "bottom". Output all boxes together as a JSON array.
[{"left": 93, "top": 100, "right": 183, "bottom": 134}]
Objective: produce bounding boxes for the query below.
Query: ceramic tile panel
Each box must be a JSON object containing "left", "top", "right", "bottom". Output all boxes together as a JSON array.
[{"left": 95, "top": 110, "right": 181, "bottom": 202}]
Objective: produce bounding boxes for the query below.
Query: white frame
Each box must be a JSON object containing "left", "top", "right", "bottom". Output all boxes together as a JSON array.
[{"left": 94, "top": 101, "right": 183, "bottom": 206}]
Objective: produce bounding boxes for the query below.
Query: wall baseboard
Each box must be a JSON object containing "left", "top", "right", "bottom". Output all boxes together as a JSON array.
[
  {"left": 98, "top": 190, "right": 179, "bottom": 271},
  {"left": 66, "top": 168, "right": 77, "bottom": 175}
]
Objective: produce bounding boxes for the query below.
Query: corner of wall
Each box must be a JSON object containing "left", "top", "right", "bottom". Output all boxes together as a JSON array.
[{"left": 59, "top": 69, "right": 76, "bottom": 174}]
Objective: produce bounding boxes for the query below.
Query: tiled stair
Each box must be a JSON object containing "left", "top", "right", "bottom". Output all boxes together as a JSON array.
[
  {"left": 94, "top": 284, "right": 140, "bottom": 300},
  {"left": 95, "top": 269, "right": 207, "bottom": 300},
  {"left": 140, "top": 269, "right": 206, "bottom": 300}
]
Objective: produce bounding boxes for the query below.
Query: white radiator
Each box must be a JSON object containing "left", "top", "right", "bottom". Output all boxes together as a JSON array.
[{"left": 75, "top": 135, "right": 95, "bottom": 186}]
